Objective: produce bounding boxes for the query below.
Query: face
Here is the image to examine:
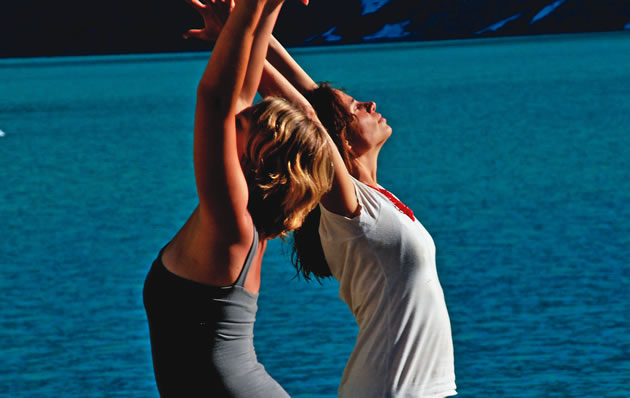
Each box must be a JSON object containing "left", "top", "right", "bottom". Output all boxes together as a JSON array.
[{"left": 334, "top": 89, "right": 392, "bottom": 156}]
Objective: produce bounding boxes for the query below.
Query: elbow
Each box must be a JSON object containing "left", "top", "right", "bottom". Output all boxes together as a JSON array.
[{"left": 304, "top": 106, "right": 319, "bottom": 122}]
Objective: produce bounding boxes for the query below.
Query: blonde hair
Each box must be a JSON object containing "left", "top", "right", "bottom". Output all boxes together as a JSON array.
[{"left": 243, "top": 97, "right": 333, "bottom": 240}]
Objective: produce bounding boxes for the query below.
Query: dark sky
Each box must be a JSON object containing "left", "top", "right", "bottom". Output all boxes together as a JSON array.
[{"left": 1, "top": 0, "right": 629, "bottom": 58}]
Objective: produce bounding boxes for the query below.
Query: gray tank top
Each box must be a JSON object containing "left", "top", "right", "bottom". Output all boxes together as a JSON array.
[
  {"left": 208, "top": 224, "right": 260, "bottom": 339},
  {"left": 144, "top": 225, "right": 290, "bottom": 397}
]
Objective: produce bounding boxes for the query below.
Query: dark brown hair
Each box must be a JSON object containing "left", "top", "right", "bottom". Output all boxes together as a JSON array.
[{"left": 291, "top": 83, "right": 355, "bottom": 280}]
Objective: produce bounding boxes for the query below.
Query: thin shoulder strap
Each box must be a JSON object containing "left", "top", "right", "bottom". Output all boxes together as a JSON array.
[{"left": 234, "top": 223, "right": 259, "bottom": 287}]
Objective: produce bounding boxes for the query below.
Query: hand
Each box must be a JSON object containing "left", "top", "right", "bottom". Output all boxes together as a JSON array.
[{"left": 183, "top": 0, "right": 234, "bottom": 42}]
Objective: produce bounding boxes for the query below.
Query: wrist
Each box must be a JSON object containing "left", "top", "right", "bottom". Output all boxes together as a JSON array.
[{"left": 262, "top": 0, "right": 284, "bottom": 14}]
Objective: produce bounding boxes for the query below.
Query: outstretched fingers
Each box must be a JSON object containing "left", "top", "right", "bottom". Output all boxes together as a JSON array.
[
  {"left": 184, "top": 0, "right": 207, "bottom": 9},
  {"left": 182, "top": 0, "right": 234, "bottom": 42},
  {"left": 183, "top": 29, "right": 204, "bottom": 40},
  {"left": 205, "top": 0, "right": 235, "bottom": 10}
]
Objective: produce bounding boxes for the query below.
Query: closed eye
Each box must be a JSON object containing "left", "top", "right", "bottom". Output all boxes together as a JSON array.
[{"left": 350, "top": 100, "right": 359, "bottom": 113}]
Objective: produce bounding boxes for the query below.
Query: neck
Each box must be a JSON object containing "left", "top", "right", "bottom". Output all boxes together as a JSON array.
[{"left": 350, "top": 152, "right": 379, "bottom": 187}]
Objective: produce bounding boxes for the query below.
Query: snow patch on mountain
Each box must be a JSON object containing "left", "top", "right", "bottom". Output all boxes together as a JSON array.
[
  {"left": 530, "top": 0, "right": 566, "bottom": 24},
  {"left": 476, "top": 13, "right": 521, "bottom": 34},
  {"left": 364, "top": 21, "right": 411, "bottom": 40},
  {"left": 306, "top": 27, "right": 342, "bottom": 43},
  {"left": 361, "top": 0, "right": 391, "bottom": 16}
]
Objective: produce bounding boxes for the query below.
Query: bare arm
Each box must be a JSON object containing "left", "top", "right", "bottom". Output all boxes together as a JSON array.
[
  {"left": 262, "top": 34, "right": 361, "bottom": 215},
  {"left": 183, "top": 1, "right": 315, "bottom": 96},
  {"left": 266, "top": 35, "right": 318, "bottom": 94},
  {"left": 184, "top": 0, "right": 288, "bottom": 112},
  {"left": 236, "top": 4, "right": 285, "bottom": 108},
  {"left": 259, "top": 58, "right": 359, "bottom": 217},
  {"left": 185, "top": 2, "right": 358, "bottom": 217},
  {"left": 259, "top": 59, "right": 313, "bottom": 115},
  {"left": 191, "top": 0, "right": 272, "bottom": 235}
]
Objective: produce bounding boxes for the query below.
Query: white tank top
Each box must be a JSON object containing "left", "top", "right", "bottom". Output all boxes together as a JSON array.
[{"left": 319, "top": 177, "right": 457, "bottom": 398}]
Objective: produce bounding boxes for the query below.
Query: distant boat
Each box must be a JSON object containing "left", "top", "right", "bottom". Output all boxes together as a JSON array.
[{"left": 0, "top": 130, "right": 5, "bottom": 137}]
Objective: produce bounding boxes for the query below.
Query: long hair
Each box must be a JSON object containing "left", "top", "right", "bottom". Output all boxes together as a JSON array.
[
  {"left": 292, "top": 83, "right": 354, "bottom": 280},
  {"left": 244, "top": 97, "right": 334, "bottom": 240}
]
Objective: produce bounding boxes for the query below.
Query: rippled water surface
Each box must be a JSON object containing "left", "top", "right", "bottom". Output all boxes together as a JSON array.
[{"left": 1, "top": 32, "right": 629, "bottom": 397}]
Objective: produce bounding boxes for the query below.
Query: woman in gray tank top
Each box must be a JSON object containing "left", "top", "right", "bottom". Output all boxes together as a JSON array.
[{"left": 143, "top": 0, "right": 332, "bottom": 396}]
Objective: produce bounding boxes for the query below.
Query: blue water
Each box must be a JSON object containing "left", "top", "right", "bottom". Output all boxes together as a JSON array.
[{"left": 1, "top": 32, "right": 629, "bottom": 397}]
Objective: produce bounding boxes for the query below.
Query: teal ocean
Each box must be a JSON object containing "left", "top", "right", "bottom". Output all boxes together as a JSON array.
[{"left": 1, "top": 32, "right": 629, "bottom": 397}]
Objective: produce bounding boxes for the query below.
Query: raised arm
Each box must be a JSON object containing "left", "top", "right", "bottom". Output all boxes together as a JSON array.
[
  {"left": 259, "top": 33, "right": 359, "bottom": 215},
  {"left": 259, "top": 58, "right": 359, "bottom": 216},
  {"left": 236, "top": 3, "right": 285, "bottom": 108},
  {"left": 185, "top": 2, "right": 358, "bottom": 216},
  {"left": 191, "top": 0, "right": 281, "bottom": 233},
  {"left": 265, "top": 34, "right": 318, "bottom": 95},
  {"left": 184, "top": 0, "right": 293, "bottom": 111}
]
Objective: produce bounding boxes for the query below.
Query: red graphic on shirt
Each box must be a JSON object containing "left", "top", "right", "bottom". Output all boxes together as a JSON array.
[{"left": 367, "top": 185, "right": 415, "bottom": 221}]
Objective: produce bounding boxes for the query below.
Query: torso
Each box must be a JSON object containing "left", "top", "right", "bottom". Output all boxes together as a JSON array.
[
  {"left": 161, "top": 206, "right": 266, "bottom": 294},
  {"left": 319, "top": 178, "right": 457, "bottom": 397},
  {"left": 143, "top": 222, "right": 290, "bottom": 397}
]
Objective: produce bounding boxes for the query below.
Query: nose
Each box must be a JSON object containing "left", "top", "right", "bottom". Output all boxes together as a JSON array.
[{"left": 364, "top": 101, "right": 376, "bottom": 113}]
